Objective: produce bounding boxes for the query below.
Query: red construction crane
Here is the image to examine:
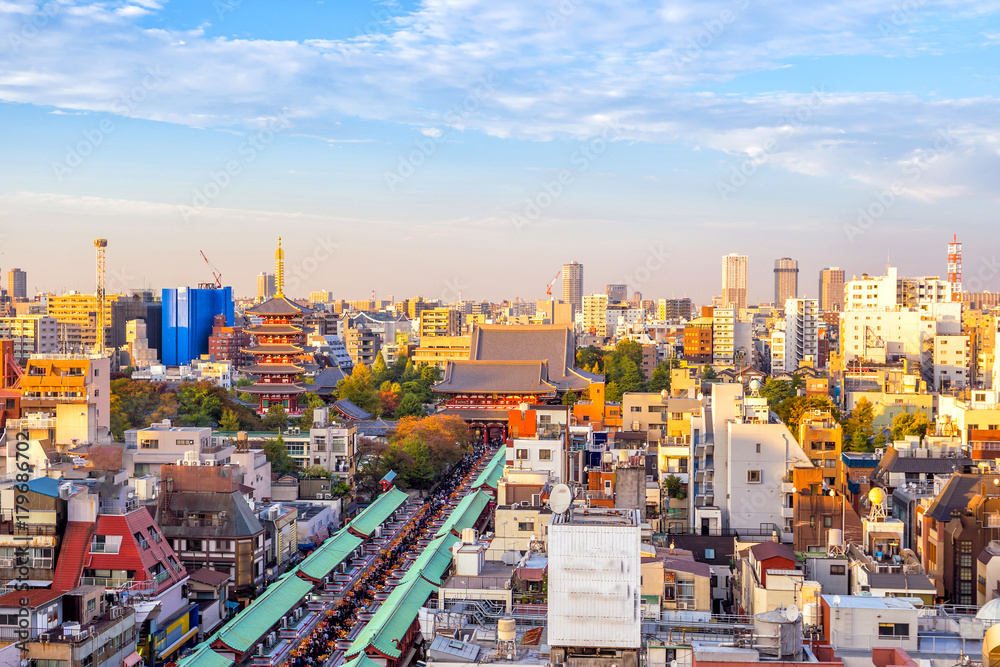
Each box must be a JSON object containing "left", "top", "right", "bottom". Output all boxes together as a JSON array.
[
  {"left": 200, "top": 250, "right": 223, "bottom": 288},
  {"left": 545, "top": 268, "right": 562, "bottom": 297}
]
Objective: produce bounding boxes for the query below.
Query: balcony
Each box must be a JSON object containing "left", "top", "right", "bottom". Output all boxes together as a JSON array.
[
  {"left": 154, "top": 570, "right": 171, "bottom": 584},
  {"left": 781, "top": 482, "right": 794, "bottom": 494},
  {"left": 781, "top": 506, "right": 795, "bottom": 519}
]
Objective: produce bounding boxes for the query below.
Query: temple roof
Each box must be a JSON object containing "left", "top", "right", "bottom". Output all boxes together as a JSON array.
[
  {"left": 435, "top": 360, "right": 557, "bottom": 394},
  {"left": 245, "top": 295, "right": 310, "bottom": 316},
  {"left": 468, "top": 324, "right": 599, "bottom": 390},
  {"left": 246, "top": 324, "right": 304, "bottom": 335}
]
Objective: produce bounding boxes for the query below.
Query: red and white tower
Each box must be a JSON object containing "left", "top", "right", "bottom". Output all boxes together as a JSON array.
[{"left": 947, "top": 234, "right": 963, "bottom": 300}]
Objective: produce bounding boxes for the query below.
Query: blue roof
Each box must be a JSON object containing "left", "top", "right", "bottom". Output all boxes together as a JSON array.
[
  {"left": 25, "top": 477, "right": 61, "bottom": 498},
  {"left": 380, "top": 470, "right": 397, "bottom": 484}
]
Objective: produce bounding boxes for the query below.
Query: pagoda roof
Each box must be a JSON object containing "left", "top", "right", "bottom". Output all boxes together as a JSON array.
[
  {"left": 434, "top": 360, "right": 557, "bottom": 394},
  {"left": 242, "top": 344, "right": 305, "bottom": 355},
  {"left": 246, "top": 324, "right": 303, "bottom": 335},
  {"left": 241, "top": 383, "right": 309, "bottom": 395},
  {"left": 245, "top": 295, "right": 310, "bottom": 316},
  {"left": 241, "top": 363, "right": 305, "bottom": 374},
  {"left": 468, "top": 324, "right": 599, "bottom": 391}
]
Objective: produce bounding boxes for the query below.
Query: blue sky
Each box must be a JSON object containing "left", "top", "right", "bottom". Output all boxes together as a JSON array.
[{"left": 0, "top": 0, "right": 998, "bottom": 303}]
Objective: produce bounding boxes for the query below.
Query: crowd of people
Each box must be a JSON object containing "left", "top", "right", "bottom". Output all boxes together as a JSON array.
[{"left": 286, "top": 444, "right": 498, "bottom": 667}]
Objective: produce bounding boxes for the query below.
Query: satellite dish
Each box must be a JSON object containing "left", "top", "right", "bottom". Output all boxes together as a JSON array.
[
  {"left": 127, "top": 491, "right": 135, "bottom": 500},
  {"left": 785, "top": 604, "right": 799, "bottom": 622},
  {"left": 549, "top": 484, "right": 573, "bottom": 514},
  {"left": 832, "top": 595, "right": 841, "bottom": 607}
]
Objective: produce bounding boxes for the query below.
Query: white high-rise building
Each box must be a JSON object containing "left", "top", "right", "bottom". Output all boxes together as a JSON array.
[
  {"left": 783, "top": 298, "right": 819, "bottom": 370},
  {"left": 770, "top": 327, "right": 786, "bottom": 374},
  {"left": 721, "top": 253, "right": 748, "bottom": 312},
  {"left": 845, "top": 267, "right": 952, "bottom": 311},
  {"left": 712, "top": 307, "right": 735, "bottom": 366}
]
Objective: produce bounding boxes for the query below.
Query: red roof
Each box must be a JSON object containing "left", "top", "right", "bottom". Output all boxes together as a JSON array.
[
  {"left": 87, "top": 512, "right": 185, "bottom": 592},
  {"left": 0, "top": 589, "right": 64, "bottom": 609}
]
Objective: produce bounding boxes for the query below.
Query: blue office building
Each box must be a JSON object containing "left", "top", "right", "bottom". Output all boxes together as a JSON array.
[{"left": 162, "top": 286, "right": 234, "bottom": 366}]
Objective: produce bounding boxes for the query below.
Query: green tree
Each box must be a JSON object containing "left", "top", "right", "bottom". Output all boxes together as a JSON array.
[
  {"left": 663, "top": 474, "right": 687, "bottom": 499},
  {"left": 394, "top": 393, "right": 424, "bottom": 418},
  {"left": 398, "top": 437, "right": 435, "bottom": 489},
  {"left": 337, "top": 363, "right": 379, "bottom": 414},
  {"left": 891, "top": 411, "right": 930, "bottom": 442},
  {"left": 220, "top": 408, "right": 241, "bottom": 432},
  {"left": 873, "top": 430, "right": 888, "bottom": 448},
  {"left": 297, "top": 392, "right": 325, "bottom": 429},
  {"left": 562, "top": 390, "right": 578, "bottom": 406},
  {"left": 301, "top": 465, "right": 333, "bottom": 478},
  {"left": 617, "top": 357, "right": 646, "bottom": 395},
  {"left": 648, "top": 361, "right": 675, "bottom": 393},
  {"left": 238, "top": 392, "right": 254, "bottom": 403},
  {"left": 849, "top": 428, "right": 874, "bottom": 453},
  {"left": 235, "top": 377, "right": 254, "bottom": 388},
  {"left": 761, "top": 378, "right": 794, "bottom": 412},
  {"left": 605, "top": 381, "right": 622, "bottom": 403},
  {"left": 701, "top": 365, "right": 718, "bottom": 380},
  {"left": 263, "top": 434, "right": 297, "bottom": 475},
  {"left": 614, "top": 339, "right": 644, "bottom": 373},
  {"left": 576, "top": 345, "right": 604, "bottom": 371},
  {"left": 262, "top": 405, "right": 289, "bottom": 431},
  {"left": 372, "top": 354, "right": 390, "bottom": 386}
]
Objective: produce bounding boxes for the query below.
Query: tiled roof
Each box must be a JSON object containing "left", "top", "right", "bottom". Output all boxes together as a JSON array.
[
  {"left": 436, "top": 491, "right": 491, "bottom": 538},
  {"left": 245, "top": 296, "right": 310, "bottom": 316},
  {"left": 188, "top": 568, "right": 232, "bottom": 586},
  {"left": 346, "top": 576, "right": 438, "bottom": 659},
  {"left": 748, "top": 541, "right": 796, "bottom": 562},
  {"left": 401, "top": 533, "right": 458, "bottom": 585},
  {"left": 348, "top": 488, "right": 409, "bottom": 537},
  {"left": 341, "top": 654, "right": 385, "bottom": 667},
  {"left": 925, "top": 474, "right": 984, "bottom": 522},
  {"left": 0, "top": 589, "right": 63, "bottom": 609},
  {"left": 298, "top": 528, "right": 364, "bottom": 581},
  {"left": 435, "top": 360, "right": 557, "bottom": 394},
  {"left": 468, "top": 324, "right": 599, "bottom": 391},
  {"left": 211, "top": 570, "right": 312, "bottom": 654},
  {"left": 471, "top": 448, "right": 507, "bottom": 491},
  {"left": 177, "top": 646, "right": 233, "bottom": 667},
  {"left": 334, "top": 399, "right": 373, "bottom": 421}
]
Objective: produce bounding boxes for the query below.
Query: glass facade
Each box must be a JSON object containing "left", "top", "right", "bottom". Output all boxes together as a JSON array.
[{"left": 162, "top": 286, "right": 234, "bottom": 366}]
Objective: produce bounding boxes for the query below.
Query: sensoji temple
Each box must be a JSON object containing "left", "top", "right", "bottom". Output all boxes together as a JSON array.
[
  {"left": 241, "top": 238, "right": 311, "bottom": 417},
  {"left": 432, "top": 323, "right": 600, "bottom": 444}
]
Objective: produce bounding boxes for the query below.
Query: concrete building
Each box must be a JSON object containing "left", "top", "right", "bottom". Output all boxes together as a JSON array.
[
  {"left": 256, "top": 272, "right": 275, "bottom": 302},
  {"left": 412, "top": 335, "right": 471, "bottom": 370},
  {"left": 419, "top": 307, "right": 461, "bottom": 338},
  {"left": 770, "top": 328, "right": 786, "bottom": 374},
  {"left": 18, "top": 353, "right": 111, "bottom": 445},
  {"left": 343, "top": 323, "right": 381, "bottom": 366},
  {"left": 783, "top": 298, "right": 819, "bottom": 370},
  {"left": 0, "top": 314, "right": 58, "bottom": 362},
  {"left": 658, "top": 298, "right": 693, "bottom": 322},
  {"left": 820, "top": 595, "right": 920, "bottom": 651},
  {"left": 562, "top": 261, "right": 584, "bottom": 315},
  {"left": 109, "top": 293, "right": 162, "bottom": 359},
  {"left": 582, "top": 293, "right": 609, "bottom": 337},
  {"left": 548, "top": 507, "right": 641, "bottom": 666},
  {"left": 128, "top": 420, "right": 231, "bottom": 477},
  {"left": 721, "top": 253, "right": 748, "bottom": 312},
  {"left": 606, "top": 284, "right": 627, "bottom": 303},
  {"left": 684, "top": 314, "right": 713, "bottom": 365},
  {"left": 933, "top": 333, "right": 971, "bottom": 391},
  {"left": 819, "top": 267, "right": 845, "bottom": 312},
  {"left": 47, "top": 293, "right": 121, "bottom": 352},
  {"left": 774, "top": 258, "right": 798, "bottom": 308},
  {"left": 845, "top": 267, "right": 953, "bottom": 311},
  {"left": 6, "top": 268, "right": 26, "bottom": 300},
  {"left": 712, "top": 307, "right": 735, "bottom": 366}
]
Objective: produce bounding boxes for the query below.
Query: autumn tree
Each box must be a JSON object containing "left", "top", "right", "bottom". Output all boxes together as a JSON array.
[{"left": 891, "top": 411, "right": 930, "bottom": 443}]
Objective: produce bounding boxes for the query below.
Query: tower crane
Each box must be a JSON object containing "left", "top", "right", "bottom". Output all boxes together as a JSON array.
[
  {"left": 200, "top": 250, "right": 223, "bottom": 288},
  {"left": 545, "top": 268, "right": 562, "bottom": 297}
]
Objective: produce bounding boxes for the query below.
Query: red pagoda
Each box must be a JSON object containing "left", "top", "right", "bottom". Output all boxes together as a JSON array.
[{"left": 241, "top": 238, "right": 311, "bottom": 416}]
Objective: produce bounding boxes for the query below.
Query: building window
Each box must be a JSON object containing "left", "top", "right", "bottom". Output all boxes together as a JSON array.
[
  {"left": 704, "top": 549, "right": 715, "bottom": 559},
  {"left": 87, "top": 598, "right": 96, "bottom": 612},
  {"left": 810, "top": 516, "right": 816, "bottom": 528},
  {"left": 823, "top": 516, "right": 833, "bottom": 527},
  {"left": 630, "top": 406, "right": 641, "bottom": 413},
  {"left": 878, "top": 623, "right": 909, "bottom": 637},
  {"left": 516, "top": 449, "right": 529, "bottom": 460},
  {"left": 830, "top": 564, "right": 846, "bottom": 575},
  {"left": 747, "top": 470, "right": 761, "bottom": 483},
  {"left": 188, "top": 539, "right": 203, "bottom": 551},
  {"left": 538, "top": 449, "right": 552, "bottom": 461},
  {"left": 518, "top": 521, "right": 534, "bottom": 532},
  {"left": 755, "top": 443, "right": 761, "bottom": 454},
  {"left": 140, "top": 439, "right": 159, "bottom": 449}
]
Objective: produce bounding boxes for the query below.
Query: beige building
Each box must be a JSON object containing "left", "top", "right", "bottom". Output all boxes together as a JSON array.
[
  {"left": 582, "top": 293, "right": 609, "bottom": 337},
  {"left": 15, "top": 354, "right": 111, "bottom": 444},
  {"left": 47, "top": 293, "right": 121, "bottom": 352},
  {"left": 419, "top": 307, "right": 461, "bottom": 338},
  {"left": 0, "top": 315, "right": 58, "bottom": 362},
  {"left": 412, "top": 335, "right": 471, "bottom": 370},
  {"left": 641, "top": 555, "right": 713, "bottom": 616},
  {"left": 722, "top": 253, "right": 748, "bottom": 312}
]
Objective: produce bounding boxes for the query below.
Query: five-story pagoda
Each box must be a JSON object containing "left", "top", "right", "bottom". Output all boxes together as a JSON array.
[{"left": 241, "top": 238, "right": 311, "bottom": 416}]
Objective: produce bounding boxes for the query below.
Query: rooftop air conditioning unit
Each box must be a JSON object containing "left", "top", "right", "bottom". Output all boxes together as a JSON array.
[
  {"left": 316, "top": 494, "right": 325, "bottom": 500},
  {"left": 531, "top": 494, "right": 541, "bottom": 506},
  {"left": 324, "top": 494, "right": 333, "bottom": 500}
]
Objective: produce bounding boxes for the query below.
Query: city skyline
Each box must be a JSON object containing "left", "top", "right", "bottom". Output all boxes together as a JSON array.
[{"left": 0, "top": 1, "right": 997, "bottom": 302}]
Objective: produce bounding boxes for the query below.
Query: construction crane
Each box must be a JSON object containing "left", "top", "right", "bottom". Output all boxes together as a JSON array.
[
  {"left": 545, "top": 268, "right": 562, "bottom": 297},
  {"left": 95, "top": 239, "right": 107, "bottom": 357},
  {"left": 200, "top": 250, "right": 223, "bottom": 288}
]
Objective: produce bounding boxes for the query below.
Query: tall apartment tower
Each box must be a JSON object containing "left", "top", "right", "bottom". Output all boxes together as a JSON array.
[
  {"left": 773, "top": 258, "right": 798, "bottom": 307},
  {"left": 721, "top": 253, "right": 748, "bottom": 312},
  {"left": 6, "top": 268, "right": 26, "bottom": 299},
  {"left": 562, "top": 261, "right": 584, "bottom": 314},
  {"left": 256, "top": 272, "right": 276, "bottom": 302},
  {"left": 818, "top": 267, "right": 845, "bottom": 312},
  {"left": 783, "top": 298, "right": 819, "bottom": 369}
]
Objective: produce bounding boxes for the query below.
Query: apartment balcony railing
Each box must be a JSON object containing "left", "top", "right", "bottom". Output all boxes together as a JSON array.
[
  {"left": 987, "top": 513, "right": 1000, "bottom": 529},
  {"left": 98, "top": 499, "right": 140, "bottom": 515},
  {"left": 154, "top": 570, "right": 171, "bottom": 584},
  {"left": 138, "top": 538, "right": 150, "bottom": 550}
]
